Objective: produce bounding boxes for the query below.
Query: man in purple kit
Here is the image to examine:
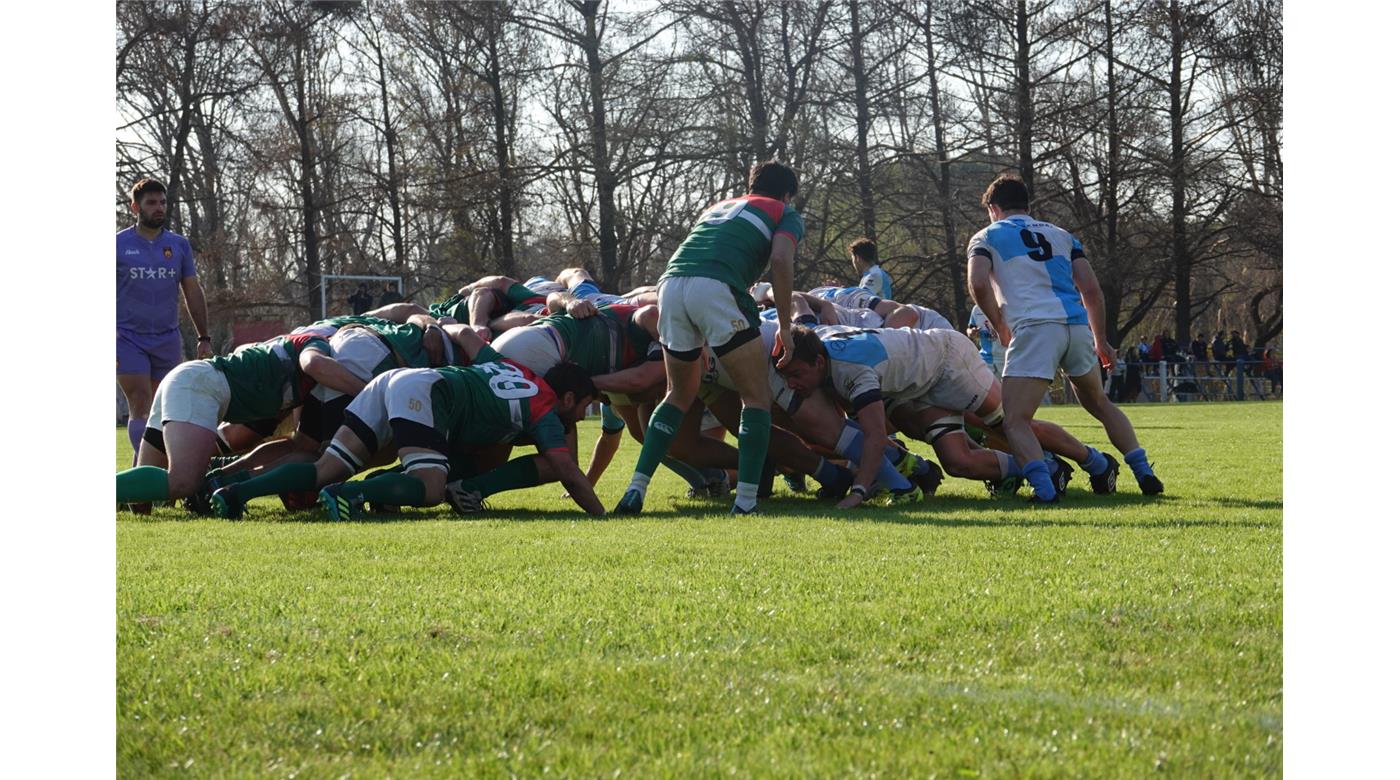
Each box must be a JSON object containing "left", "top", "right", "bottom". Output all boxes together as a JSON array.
[{"left": 117, "top": 178, "right": 213, "bottom": 464}]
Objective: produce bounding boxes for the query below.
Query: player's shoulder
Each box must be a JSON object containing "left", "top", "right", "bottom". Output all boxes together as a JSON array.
[{"left": 967, "top": 224, "right": 992, "bottom": 245}]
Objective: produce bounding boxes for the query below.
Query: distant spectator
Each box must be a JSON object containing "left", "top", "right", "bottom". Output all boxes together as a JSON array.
[
  {"left": 348, "top": 283, "right": 373, "bottom": 314},
  {"left": 1160, "top": 332, "right": 1183, "bottom": 374},
  {"left": 1160, "top": 332, "right": 1179, "bottom": 360},
  {"left": 1137, "top": 337, "right": 1150, "bottom": 362},
  {"left": 1146, "top": 335, "right": 1164, "bottom": 363},
  {"left": 379, "top": 282, "right": 403, "bottom": 307},
  {"left": 1190, "top": 333, "right": 1209, "bottom": 375},
  {"left": 1229, "top": 330, "right": 1250, "bottom": 361},
  {"left": 1190, "top": 333, "right": 1208, "bottom": 361},
  {"left": 1263, "top": 346, "right": 1282, "bottom": 392},
  {"left": 1211, "top": 331, "right": 1229, "bottom": 363}
]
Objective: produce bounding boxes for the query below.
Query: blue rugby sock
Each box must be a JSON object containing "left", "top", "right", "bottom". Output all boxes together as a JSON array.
[
  {"left": 1022, "top": 459, "right": 1057, "bottom": 501},
  {"left": 813, "top": 457, "right": 844, "bottom": 490},
  {"left": 1124, "top": 448, "right": 1154, "bottom": 479},
  {"left": 1079, "top": 446, "right": 1109, "bottom": 477}
]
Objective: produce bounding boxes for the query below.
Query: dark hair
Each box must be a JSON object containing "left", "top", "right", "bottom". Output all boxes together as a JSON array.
[
  {"left": 848, "top": 237, "right": 877, "bottom": 265},
  {"left": 981, "top": 174, "right": 1029, "bottom": 211},
  {"left": 748, "top": 161, "right": 799, "bottom": 199},
  {"left": 130, "top": 178, "right": 166, "bottom": 204},
  {"left": 543, "top": 361, "right": 597, "bottom": 403},
  {"left": 787, "top": 325, "right": 827, "bottom": 365}
]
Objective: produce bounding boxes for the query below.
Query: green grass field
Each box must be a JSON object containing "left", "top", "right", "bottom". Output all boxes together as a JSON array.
[{"left": 117, "top": 401, "right": 1281, "bottom": 778}]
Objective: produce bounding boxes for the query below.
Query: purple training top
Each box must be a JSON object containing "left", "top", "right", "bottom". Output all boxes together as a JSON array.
[{"left": 117, "top": 225, "right": 196, "bottom": 333}]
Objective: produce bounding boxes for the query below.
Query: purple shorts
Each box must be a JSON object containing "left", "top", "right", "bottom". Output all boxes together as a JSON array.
[{"left": 117, "top": 328, "right": 184, "bottom": 383}]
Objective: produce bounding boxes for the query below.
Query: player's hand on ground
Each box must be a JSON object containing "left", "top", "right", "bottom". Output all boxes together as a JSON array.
[
  {"left": 196, "top": 340, "right": 215, "bottom": 359},
  {"left": 836, "top": 492, "right": 864, "bottom": 509},
  {"left": 774, "top": 326, "right": 794, "bottom": 368}
]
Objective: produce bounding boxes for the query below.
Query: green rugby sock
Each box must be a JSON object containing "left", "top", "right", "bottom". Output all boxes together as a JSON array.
[
  {"left": 460, "top": 456, "right": 541, "bottom": 499},
  {"left": 348, "top": 472, "right": 428, "bottom": 506},
  {"left": 627, "top": 402, "right": 684, "bottom": 495},
  {"left": 736, "top": 407, "right": 772, "bottom": 507},
  {"left": 233, "top": 463, "right": 318, "bottom": 500},
  {"left": 116, "top": 466, "right": 170, "bottom": 503}
]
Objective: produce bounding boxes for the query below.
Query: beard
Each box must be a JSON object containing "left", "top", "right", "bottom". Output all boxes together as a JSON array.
[{"left": 138, "top": 213, "right": 165, "bottom": 230}]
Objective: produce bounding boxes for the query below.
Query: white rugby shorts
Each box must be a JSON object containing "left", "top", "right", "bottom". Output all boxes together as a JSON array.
[
  {"left": 147, "top": 361, "right": 231, "bottom": 433},
  {"left": 1004, "top": 322, "right": 1098, "bottom": 380}
]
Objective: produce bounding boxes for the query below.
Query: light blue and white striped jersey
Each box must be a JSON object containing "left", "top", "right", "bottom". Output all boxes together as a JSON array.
[
  {"left": 858, "top": 264, "right": 893, "bottom": 299},
  {"left": 809, "top": 285, "right": 881, "bottom": 310},
  {"left": 817, "top": 326, "right": 951, "bottom": 412},
  {"left": 967, "top": 214, "right": 1088, "bottom": 330}
]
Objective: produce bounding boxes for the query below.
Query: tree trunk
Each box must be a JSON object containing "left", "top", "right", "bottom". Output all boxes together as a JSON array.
[
  {"left": 923, "top": 3, "right": 964, "bottom": 322},
  {"left": 723, "top": 2, "right": 768, "bottom": 162},
  {"left": 1015, "top": 0, "right": 1035, "bottom": 202},
  {"left": 580, "top": 0, "right": 620, "bottom": 290},
  {"left": 373, "top": 30, "right": 406, "bottom": 272},
  {"left": 849, "top": 0, "right": 876, "bottom": 239},
  {"left": 486, "top": 19, "right": 517, "bottom": 276},
  {"left": 294, "top": 36, "right": 322, "bottom": 317},
  {"left": 1102, "top": 0, "right": 1122, "bottom": 345},
  {"left": 191, "top": 103, "right": 226, "bottom": 289},
  {"left": 1169, "top": 0, "right": 1191, "bottom": 345}
]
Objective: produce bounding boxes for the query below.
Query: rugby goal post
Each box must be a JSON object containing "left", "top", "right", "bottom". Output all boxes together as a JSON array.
[{"left": 320, "top": 273, "right": 404, "bottom": 320}]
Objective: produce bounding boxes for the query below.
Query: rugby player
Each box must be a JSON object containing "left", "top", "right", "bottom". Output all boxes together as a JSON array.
[
  {"left": 967, "top": 174, "right": 1161, "bottom": 501},
  {"left": 115, "top": 331, "right": 365, "bottom": 505},
  {"left": 554, "top": 267, "right": 659, "bottom": 308},
  {"left": 777, "top": 325, "right": 1111, "bottom": 502},
  {"left": 616, "top": 161, "right": 804, "bottom": 515},
  {"left": 478, "top": 302, "right": 729, "bottom": 500},
  {"left": 849, "top": 237, "right": 893, "bottom": 299},
  {"left": 117, "top": 178, "right": 213, "bottom": 466},
  {"left": 428, "top": 274, "right": 564, "bottom": 339},
  {"left": 197, "top": 314, "right": 459, "bottom": 495},
  {"left": 211, "top": 348, "right": 603, "bottom": 519}
]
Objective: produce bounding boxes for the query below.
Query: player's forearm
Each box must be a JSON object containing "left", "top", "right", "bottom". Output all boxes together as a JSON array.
[
  {"left": 183, "top": 281, "right": 210, "bottom": 338},
  {"left": 467, "top": 289, "right": 497, "bottom": 327},
  {"left": 584, "top": 430, "right": 622, "bottom": 486},
  {"left": 853, "top": 412, "right": 886, "bottom": 497},
  {"left": 1080, "top": 285, "right": 1110, "bottom": 344},
  {"left": 968, "top": 281, "right": 1003, "bottom": 335},
  {"left": 365, "top": 302, "right": 429, "bottom": 323},
  {"left": 593, "top": 364, "right": 663, "bottom": 395},
  {"left": 770, "top": 253, "right": 795, "bottom": 330},
  {"left": 557, "top": 461, "right": 606, "bottom": 515},
  {"left": 300, "top": 353, "right": 366, "bottom": 397}
]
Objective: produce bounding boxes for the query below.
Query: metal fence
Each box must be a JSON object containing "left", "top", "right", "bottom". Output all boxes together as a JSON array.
[{"left": 1091, "top": 358, "right": 1282, "bottom": 404}]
